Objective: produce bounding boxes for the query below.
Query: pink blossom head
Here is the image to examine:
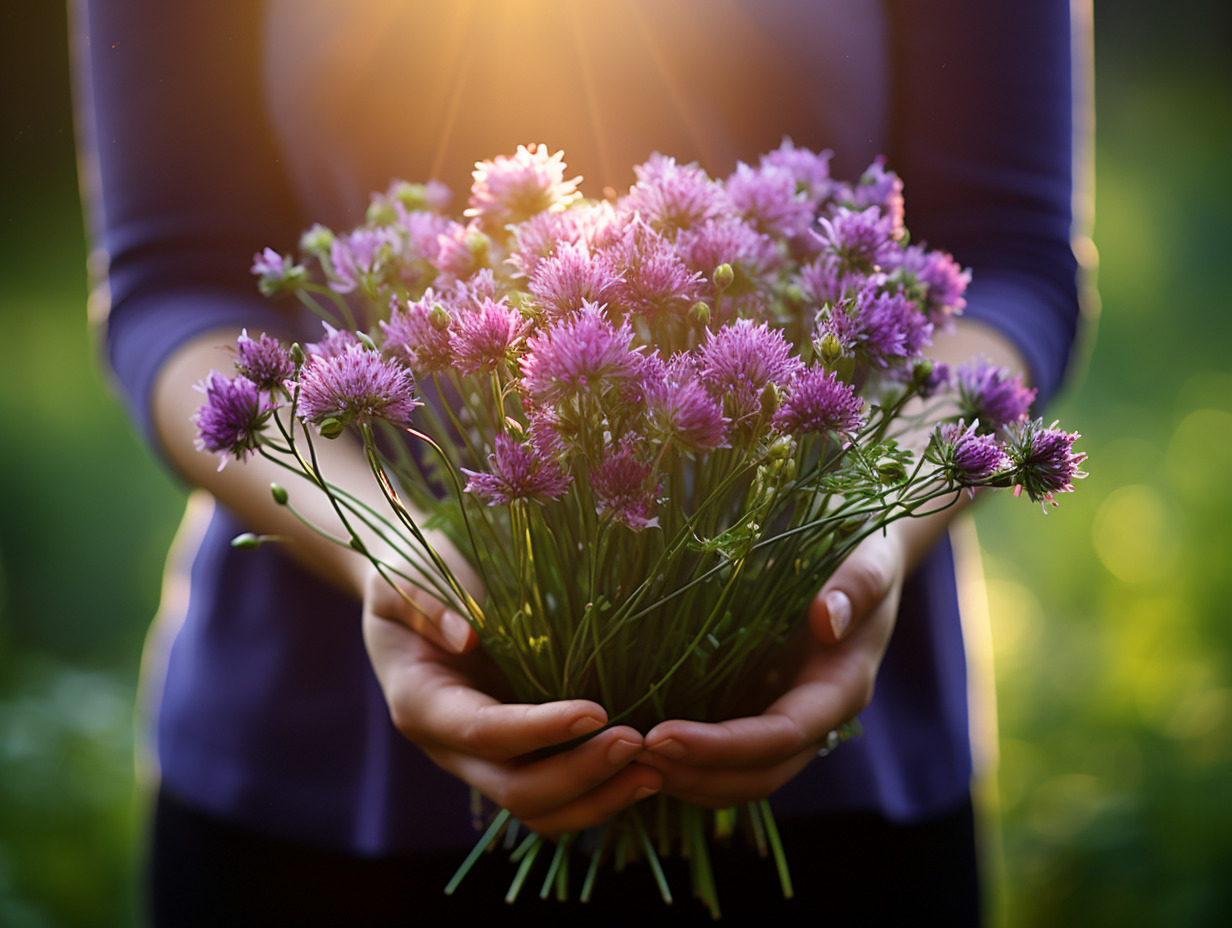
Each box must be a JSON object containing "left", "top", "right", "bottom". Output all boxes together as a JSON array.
[
  {"left": 725, "top": 161, "right": 813, "bottom": 238},
  {"left": 251, "top": 248, "right": 306, "bottom": 297},
  {"left": 698, "top": 319, "right": 804, "bottom": 424},
  {"left": 849, "top": 157, "right": 906, "bottom": 241},
  {"left": 448, "top": 298, "right": 531, "bottom": 377},
  {"left": 528, "top": 240, "right": 623, "bottom": 319},
  {"left": 623, "top": 154, "right": 730, "bottom": 233},
  {"left": 294, "top": 343, "right": 421, "bottom": 429},
  {"left": 813, "top": 286, "right": 932, "bottom": 371},
  {"left": 461, "top": 433, "right": 572, "bottom": 506},
  {"left": 306, "top": 321, "right": 362, "bottom": 360},
  {"left": 813, "top": 206, "right": 898, "bottom": 273},
  {"left": 520, "top": 302, "right": 643, "bottom": 407},
  {"left": 927, "top": 420, "right": 1011, "bottom": 485},
  {"left": 643, "top": 354, "right": 729, "bottom": 452},
  {"left": 234, "top": 330, "right": 294, "bottom": 392},
  {"left": 955, "top": 359, "right": 1037, "bottom": 434},
  {"left": 890, "top": 244, "right": 971, "bottom": 328},
  {"left": 466, "top": 144, "right": 582, "bottom": 232},
  {"left": 607, "top": 218, "right": 702, "bottom": 318},
  {"left": 772, "top": 366, "right": 865, "bottom": 437},
  {"left": 193, "top": 371, "right": 275, "bottom": 469},
  {"left": 590, "top": 442, "right": 659, "bottom": 531},
  {"left": 760, "top": 138, "right": 835, "bottom": 205},
  {"left": 381, "top": 293, "right": 454, "bottom": 374},
  {"left": 1004, "top": 419, "right": 1087, "bottom": 508}
]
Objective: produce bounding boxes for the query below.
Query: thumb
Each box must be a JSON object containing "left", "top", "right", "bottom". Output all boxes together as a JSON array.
[
  {"left": 364, "top": 569, "right": 479, "bottom": 654},
  {"left": 808, "top": 532, "right": 903, "bottom": 645}
]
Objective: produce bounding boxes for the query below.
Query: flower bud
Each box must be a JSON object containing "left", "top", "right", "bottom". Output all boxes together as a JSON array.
[
  {"left": 390, "top": 180, "right": 429, "bottom": 212},
  {"left": 231, "top": 532, "right": 261, "bottom": 549},
  {"left": 319, "top": 417, "right": 346, "bottom": 439},
  {"left": 465, "top": 231, "right": 490, "bottom": 261},
  {"left": 270, "top": 484, "right": 288, "bottom": 505},
  {"left": 299, "top": 223, "right": 335, "bottom": 258},
  {"left": 911, "top": 357, "right": 935, "bottom": 388},
  {"left": 712, "top": 263, "right": 735, "bottom": 291},
  {"left": 877, "top": 458, "right": 907, "bottom": 484},
  {"left": 429, "top": 303, "right": 452, "bottom": 329},
  {"left": 818, "top": 333, "right": 844, "bottom": 366},
  {"left": 366, "top": 200, "right": 398, "bottom": 227},
  {"left": 356, "top": 331, "right": 378, "bottom": 352},
  {"left": 289, "top": 343, "right": 306, "bottom": 366},
  {"left": 689, "top": 301, "right": 711, "bottom": 326},
  {"left": 759, "top": 381, "right": 781, "bottom": 420}
]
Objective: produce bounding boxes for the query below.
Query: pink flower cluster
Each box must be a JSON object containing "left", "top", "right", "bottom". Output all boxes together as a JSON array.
[{"left": 208, "top": 142, "right": 1082, "bottom": 523}]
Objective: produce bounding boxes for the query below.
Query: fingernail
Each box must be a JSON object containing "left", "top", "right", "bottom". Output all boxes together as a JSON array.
[
  {"left": 632, "top": 786, "right": 660, "bottom": 801},
  {"left": 648, "top": 737, "right": 686, "bottom": 760},
  {"left": 608, "top": 738, "right": 642, "bottom": 765},
  {"left": 826, "top": 590, "right": 851, "bottom": 640},
  {"left": 441, "top": 610, "right": 472, "bottom": 652},
  {"left": 569, "top": 715, "right": 604, "bottom": 737}
]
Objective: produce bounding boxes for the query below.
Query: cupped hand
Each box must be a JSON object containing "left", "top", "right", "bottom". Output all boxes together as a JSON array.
[
  {"left": 363, "top": 579, "right": 663, "bottom": 835},
  {"left": 638, "top": 524, "right": 909, "bottom": 808}
]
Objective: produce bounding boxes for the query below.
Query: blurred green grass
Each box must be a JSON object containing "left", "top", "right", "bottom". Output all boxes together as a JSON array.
[{"left": 2, "top": 4, "right": 1230, "bottom": 926}]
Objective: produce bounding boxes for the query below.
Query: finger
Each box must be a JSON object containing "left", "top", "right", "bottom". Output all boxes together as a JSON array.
[
  {"left": 366, "top": 570, "right": 478, "bottom": 654},
  {"left": 642, "top": 672, "right": 856, "bottom": 770},
  {"left": 650, "top": 748, "right": 815, "bottom": 809},
  {"left": 365, "top": 622, "right": 609, "bottom": 758},
  {"left": 439, "top": 726, "right": 650, "bottom": 822},
  {"left": 809, "top": 533, "right": 902, "bottom": 644},
  {"left": 519, "top": 765, "right": 664, "bottom": 837}
]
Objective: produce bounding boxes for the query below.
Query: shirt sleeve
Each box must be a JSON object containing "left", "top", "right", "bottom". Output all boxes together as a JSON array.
[
  {"left": 886, "top": 0, "right": 1088, "bottom": 404},
  {"left": 75, "top": 0, "right": 306, "bottom": 446}
]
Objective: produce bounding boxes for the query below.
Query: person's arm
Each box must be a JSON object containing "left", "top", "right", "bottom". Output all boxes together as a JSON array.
[
  {"left": 79, "top": 0, "right": 660, "bottom": 833},
  {"left": 640, "top": 0, "right": 1086, "bottom": 802}
]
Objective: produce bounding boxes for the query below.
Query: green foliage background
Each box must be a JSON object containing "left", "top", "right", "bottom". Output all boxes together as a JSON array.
[{"left": 1, "top": 4, "right": 1229, "bottom": 925}]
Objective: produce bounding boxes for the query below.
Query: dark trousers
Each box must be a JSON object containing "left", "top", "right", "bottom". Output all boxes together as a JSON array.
[{"left": 148, "top": 788, "right": 982, "bottom": 926}]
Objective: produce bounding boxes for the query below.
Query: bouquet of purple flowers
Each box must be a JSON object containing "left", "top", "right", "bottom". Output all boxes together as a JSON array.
[{"left": 196, "top": 142, "right": 1085, "bottom": 915}]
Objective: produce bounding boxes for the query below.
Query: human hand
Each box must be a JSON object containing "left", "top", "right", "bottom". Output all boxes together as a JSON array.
[
  {"left": 638, "top": 525, "right": 909, "bottom": 808},
  {"left": 363, "top": 590, "right": 663, "bottom": 835}
]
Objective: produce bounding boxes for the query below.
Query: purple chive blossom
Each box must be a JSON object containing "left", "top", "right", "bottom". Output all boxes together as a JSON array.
[
  {"left": 461, "top": 433, "right": 572, "bottom": 506},
  {"left": 233, "top": 330, "right": 294, "bottom": 391},
  {"left": 305, "top": 321, "right": 362, "bottom": 360},
  {"left": 956, "top": 360, "right": 1038, "bottom": 434},
  {"left": 760, "top": 138, "right": 835, "bottom": 204},
  {"left": 434, "top": 220, "right": 487, "bottom": 280},
  {"left": 606, "top": 219, "right": 702, "bottom": 318},
  {"left": 724, "top": 161, "right": 813, "bottom": 238},
  {"left": 849, "top": 157, "right": 906, "bottom": 241},
  {"left": 294, "top": 343, "right": 421, "bottom": 429},
  {"left": 507, "top": 208, "right": 589, "bottom": 278},
  {"left": 676, "top": 216, "right": 778, "bottom": 285},
  {"left": 528, "top": 240, "right": 623, "bottom": 319},
  {"left": 380, "top": 293, "right": 454, "bottom": 373},
  {"left": 251, "top": 248, "right": 306, "bottom": 297},
  {"left": 520, "top": 302, "right": 643, "bottom": 407},
  {"left": 797, "top": 254, "right": 862, "bottom": 308},
  {"left": 890, "top": 244, "right": 971, "bottom": 327},
  {"left": 697, "top": 319, "right": 805, "bottom": 423},
  {"left": 772, "top": 366, "right": 866, "bottom": 436},
  {"left": 328, "top": 227, "right": 399, "bottom": 294},
  {"left": 814, "top": 287, "right": 932, "bottom": 370},
  {"left": 448, "top": 298, "right": 531, "bottom": 376},
  {"left": 466, "top": 144, "right": 582, "bottom": 231},
  {"left": 193, "top": 371, "right": 275, "bottom": 469},
  {"left": 642, "top": 354, "right": 730, "bottom": 452},
  {"left": 814, "top": 206, "right": 899, "bottom": 272},
  {"left": 590, "top": 443, "right": 659, "bottom": 531},
  {"left": 1004, "top": 419, "right": 1088, "bottom": 507},
  {"left": 928, "top": 421, "right": 1011, "bottom": 485},
  {"left": 623, "top": 154, "right": 730, "bottom": 233}
]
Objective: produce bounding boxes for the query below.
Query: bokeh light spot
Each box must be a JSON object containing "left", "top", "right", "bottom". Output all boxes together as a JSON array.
[{"left": 1091, "top": 484, "right": 1180, "bottom": 584}]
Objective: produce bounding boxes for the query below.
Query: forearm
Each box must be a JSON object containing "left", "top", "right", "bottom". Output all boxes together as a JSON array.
[{"left": 153, "top": 327, "right": 386, "bottom": 600}]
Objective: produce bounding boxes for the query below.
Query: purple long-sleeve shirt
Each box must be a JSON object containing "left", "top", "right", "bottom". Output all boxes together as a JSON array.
[{"left": 77, "top": 0, "right": 1083, "bottom": 854}]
